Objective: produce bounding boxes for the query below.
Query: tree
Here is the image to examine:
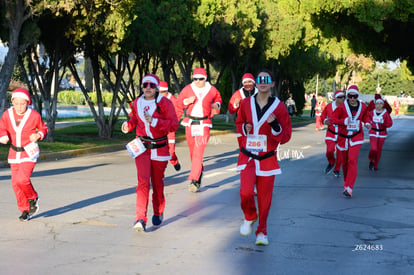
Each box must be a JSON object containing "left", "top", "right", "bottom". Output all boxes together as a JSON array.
[
  {"left": 0, "top": 0, "right": 41, "bottom": 114},
  {"left": 305, "top": 0, "right": 414, "bottom": 70}
]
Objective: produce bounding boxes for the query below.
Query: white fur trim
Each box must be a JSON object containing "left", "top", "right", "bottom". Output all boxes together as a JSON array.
[
  {"left": 12, "top": 92, "right": 30, "bottom": 102},
  {"left": 193, "top": 74, "right": 207, "bottom": 79},
  {"left": 346, "top": 88, "right": 359, "bottom": 95},
  {"left": 142, "top": 76, "right": 159, "bottom": 86}
]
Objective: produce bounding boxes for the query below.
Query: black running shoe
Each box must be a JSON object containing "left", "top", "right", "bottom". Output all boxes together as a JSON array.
[
  {"left": 369, "top": 162, "right": 374, "bottom": 171},
  {"left": 19, "top": 211, "right": 30, "bottom": 221},
  {"left": 325, "top": 163, "right": 334, "bottom": 174},
  {"left": 174, "top": 163, "right": 181, "bottom": 171},
  {"left": 152, "top": 213, "right": 164, "bottom": 226},
  {"left": 28, "top": 198, "right": 39, "bottom": 216},
  {"left": 333, "top": 171, "right": 340, "bottom": 178}
]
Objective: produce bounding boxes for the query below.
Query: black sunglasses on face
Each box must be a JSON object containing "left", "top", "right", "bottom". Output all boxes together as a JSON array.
[
  {"left": 348, "top": 94, "right": 358, "bottom": 99},
  {"left": 142, "top": 82, "right": 157, "bottom": 89},
  {"left": 193, "top": 78, "right": 206, "bottom": 81},
  {"left": 336, "top": 96, "right": 345, "bottom": 99},
  {"left": 256, "top": 76, "right": 272, "bottom": 84}
]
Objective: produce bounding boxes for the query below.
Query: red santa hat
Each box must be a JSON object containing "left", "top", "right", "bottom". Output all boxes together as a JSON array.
[
  {"left": 192, "top": 68, "right": 207, "bottom": 79},
  {"left": 159, "top": 81, "right": 168, "bottom": 92},
  {"left": 334, "top": 90, "right": 345, "bottom": 98},
  {"left": 242, "top": 73, "right": 255, "bottom": 84},
  {"left": 346, "top": 85, "right": 359, "bottom": 96},
  {"left": 11, "top": 88, "right": 32, "bottom": 105},
  {"left": 142, "top": 74, "right": 160, "bottom": 89},
  {"left": 375, "top": 97, "right": 384, "bottom": 104}
]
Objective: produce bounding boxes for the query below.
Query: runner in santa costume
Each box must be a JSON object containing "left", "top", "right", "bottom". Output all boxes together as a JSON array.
[
  {"left": 367, "top": 93, "right": 392, "bottom": 114},
  {"left": 331, "top": 85, "right": 370, "bottom": 197},
  {"left": 176, "top": 68, "right": 222, "bottom": 192},
  {"left": 315, "top": 95, "right": 326, "bottom": 131},
  {"left": 228, "top": 73, "right": 258, "bottom": 114},
  {"left": 0, "top": 88, "right": 48, "bottom": 221},
  {"left": 368, "top": 96, "right": 393, "bottom": 171},
  {"left": 393, "top": 98, "right": 401, "bottom": 118},
  {"left": 122, "top": 74, "right": 179, "bottom": 231},
  {"left": 320, "top": 90, "right": 345, "bottom": 177},
  {"left": 159, "top": 80, "right": 181, "bottom": 171},
  {"left": 236, "top": 70, "right": 291, "bottom": 246}
]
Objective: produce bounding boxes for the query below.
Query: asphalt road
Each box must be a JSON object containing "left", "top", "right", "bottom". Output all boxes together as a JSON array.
[{"left": 0, "top": 116, "right": 413, "bottom": 275}]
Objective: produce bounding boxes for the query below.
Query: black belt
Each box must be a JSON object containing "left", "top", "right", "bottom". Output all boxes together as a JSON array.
[
  {"left": 143, "top": 142, "right": 167, "bottom": 149},
  {"left": 371, "top": 128, "right": 386, "bottom": 132},
  {"left": 139, "top": 136, "right": 167, "bottom": 149},
  {"left": 139, "top": 136, "right": 167, "bottom": 142},
  {"left": 11, "top": 144, "right": 25, "bottom": 152},
  {"left": 240, "top": 147, "right": 275, "bottom": 161},
  {"left": 338, "top": 130, "right": 361, "bottom": 139},
  {"left": 328, "top": 128, "right": 338, "bottom": 135},
  {"left": 186, "top": 115, "right": 208, "bottom": 121}
]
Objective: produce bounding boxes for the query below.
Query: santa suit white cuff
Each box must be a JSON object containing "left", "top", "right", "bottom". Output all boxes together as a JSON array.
[
  {"left": 242, "top": 123, "right": 248, "bottom": 136},
  {"left": 344, "top": 117, "right": 349, "bottom": 126},
  {"left": 0, "top": 136, "right": 9, "bottom": 144},
  {"left": 121, "top": 121, "right": 129, "bottom": 133},
  {"left": 151, "top": 118, "right": 158, "bottom": 127},
  {"left": 271, "top": 126, "right": 282, "bottom": 136},
  {"left": 215, "top": 102, "right": 221, "bottom": 109},
  {"left": 38, "top": 132, "right": 45, "bottom": 140}
]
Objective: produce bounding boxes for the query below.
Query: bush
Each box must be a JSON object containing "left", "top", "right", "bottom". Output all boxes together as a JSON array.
[{"left": 58, "top": 91, "right": 113, "bottom": 106}]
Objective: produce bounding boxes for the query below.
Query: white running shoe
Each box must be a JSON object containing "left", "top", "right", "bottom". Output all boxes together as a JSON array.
[
  {"left": 255, "top": 232, "right": 269, "bottom": 246},
  {"left": 240, "top": 219, "right": 255, "bottom": 236}
]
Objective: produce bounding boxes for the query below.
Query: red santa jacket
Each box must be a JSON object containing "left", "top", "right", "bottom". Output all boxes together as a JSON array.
[
  {"left": 228, "top": 87, "right": 258, "bottom": 114},
  {"left": 125, "top": 93, "right": 179, "bottom": 161},
  {"left": 315, "top": 100, "right": 326, "bottom": 116},
  {"left": 0, "top": 107, "right": 48, "bottom": 163},
  {"left": 331, "top": 100, "right": 370, "bottom": 150},
  {"left": 164, "top": 92, "right": 179, "bottom": 143},
  {"left": 320, "top": 101, "right": 341, "bottom": 142},
  {"left": 236, "top": 95, "right": 292, "bottom": 176},
  {"left": 368, "top": 109, "right": 393, "bottom": 138},
  {"left": 176, "top": 82, "right": 222, "bottom": 128}
]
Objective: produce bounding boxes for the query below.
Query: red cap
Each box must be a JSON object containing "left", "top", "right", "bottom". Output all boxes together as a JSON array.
[
  {"left": 142, "top": 74, "right": 160, "bottom": 89},
  {"left": 192, "top": 68, "right": 207, "bottom": 79},
  {"left": 242, "top": 73, "right": 255, "bottom": 84},
  {"left": 159, "top": 81, "right": 168, "bottom": 91},
  {"left": 334, "top": 90, "right": 345, "bottom": 98},
  {"left": 347, "top": 85, "right": 359, "bottom": 95},
  {"left": 11, "top": 88, "right": 31, "bottom": 105}
]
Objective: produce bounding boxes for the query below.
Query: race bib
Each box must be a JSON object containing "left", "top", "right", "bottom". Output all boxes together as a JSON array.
[
  {"left": 191, "top": 125, "right": 203, "bottom": 137},
  {"left": 126, "top": 138, "right": 146, "bottom": 158},
  {"left": 347, "top": 120, "right": 360, "bottom": 132},
  {"left": 246, "top": 135, "right": 267, "bottom": 152},
  {"left": 373, "top": 116, "right": 383, "bottom": 124},
  {"left": 24, "top": 142, "right": 40, "bottom": 160}
]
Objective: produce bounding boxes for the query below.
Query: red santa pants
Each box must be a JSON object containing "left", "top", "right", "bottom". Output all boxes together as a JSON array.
[
  {"left": 369, "top": 137, "right": 386, "bottom": 169},
  {"left": 10, "top": 162, "right": 38, "bottom": 213},
  {"left": 240, "top": 160, "right": 275, "bottom": 236},
  {"left": 185, "top": 126, "right": 210, "bottom": 181},
  {"left": 134, "top": 150, "right": 168, "bottom": 223},
  {"left": 168, "top": 132, "right": 178, "bottom": 166},
  {"left": 316, "top": 116, "right": 323, "bottom": 130},
  {"left": 341, "top": 144, "right": 362, "bottom": 189},
  {"left": 325, "top": 140, "right": 342, "bottom": 172}
]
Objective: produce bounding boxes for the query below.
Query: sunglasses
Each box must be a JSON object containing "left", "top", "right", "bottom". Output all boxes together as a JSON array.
[
  {"left": 256, "top": 76, "right": 272, "bottom": 84},
  {"left": 193, "top": 78, "right": 206, "bottom": 81},
  {"left": 142, "top": 82, "right": 157, "bottom": 89},
  {"left": 336, "top": 96, "right": 345, "bottom": 99},
  {"left": 347, "top": 94, "right": 358, "bottom": 99}
]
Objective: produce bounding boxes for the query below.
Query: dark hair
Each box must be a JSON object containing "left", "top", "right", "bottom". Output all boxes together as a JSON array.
[{"left": 256, "top": 68, "right": 275, "bottom": 81}]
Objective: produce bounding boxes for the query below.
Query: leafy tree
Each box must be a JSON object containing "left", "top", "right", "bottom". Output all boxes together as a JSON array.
[{"left": 0, "top": 0, "right": 41, "bottom": 113}]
